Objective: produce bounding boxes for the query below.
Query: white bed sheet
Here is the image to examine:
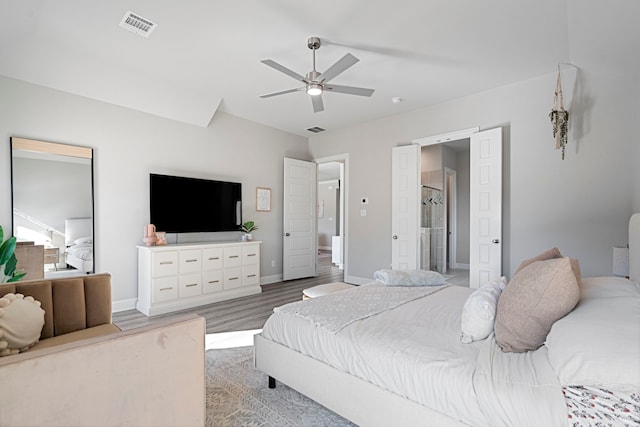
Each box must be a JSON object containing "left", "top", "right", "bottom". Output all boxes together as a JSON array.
[
  {"left": 262, "top": 283, "right": 567, "bottom": 426},
  {"left": 66, "top": 244, "right": 93, "bottom": 261}
]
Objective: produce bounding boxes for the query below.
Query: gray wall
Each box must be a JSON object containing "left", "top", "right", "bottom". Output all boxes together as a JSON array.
[
  {"left": 310, "top": 69, "right": 637, "bottom": 282},
  {"left": 0, "top": 75, "right": 310, "bottom": 308}
]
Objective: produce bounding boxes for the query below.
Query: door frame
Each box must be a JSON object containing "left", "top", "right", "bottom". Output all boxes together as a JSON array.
[{"left": 314, "top": 153, "right": 350, "bottom": 278}]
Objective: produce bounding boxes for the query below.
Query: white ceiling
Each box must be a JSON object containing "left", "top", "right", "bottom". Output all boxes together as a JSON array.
[{"left": 1, "top": 1, "right": 638, "bottom": 137}]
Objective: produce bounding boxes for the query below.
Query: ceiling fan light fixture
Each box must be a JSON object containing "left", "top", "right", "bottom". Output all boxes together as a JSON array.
[{"left": 307, "top": 83, "right": 323, "bottom": 96}]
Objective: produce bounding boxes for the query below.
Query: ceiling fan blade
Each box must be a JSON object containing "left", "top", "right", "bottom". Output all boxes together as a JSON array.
[
  {"left": 261, "top": 59, "right": 307, "bottom": 82},
  {"left": 324, "top": 84, "right": 375, "bottom": 97},
  {"left": 319, "top": 53, "right": 359, "bottom": 83},
  {"left": 311, "top": 94, "right": 324, "bottom": 113},
  {"left": 259, "top": 87, "right": 304, "bottom": 98}
]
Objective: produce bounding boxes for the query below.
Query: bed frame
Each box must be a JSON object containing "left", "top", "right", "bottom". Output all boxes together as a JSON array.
[
  {"left": 255, "top": 213, "right": 640, "bottom": 426},
  {"left": 253, "top": 334, "right": 467, "bottom": 426}
]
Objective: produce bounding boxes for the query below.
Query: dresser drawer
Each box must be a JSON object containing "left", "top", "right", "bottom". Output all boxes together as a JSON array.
[
  {"left": 224, "top": 247, "right": 242, "bottom": 267},
  {"left": 179, "top": 250, "right": 201, "bottom": 273},
  {"left": 223, "top": 267, "right": 243, "bottom": 290},
  {"left": 242, "top": 245, "right": 259, "bottom": 265},
  {"left": 202, "top": 270, "right": 223, "bottom": 293},
  {"left": 152, "top": 276, "right": 178, "bottom": 303},
  {"left": 151, "top": 252, "right": 178, "bottom": 277},
  {"left": 243, "top": 265, "right": 259, "bottom": 286},
  {"left": 179, "top": 273, "right": 202, "bottom": 298},
  {"left": 202, "top": 248, "right": 223, "bottom": 270}
]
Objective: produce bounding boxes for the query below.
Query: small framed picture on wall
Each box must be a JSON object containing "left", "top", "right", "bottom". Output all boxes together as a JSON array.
[{"left": 256, "top": 187, "right": 271, "bottom": 212}]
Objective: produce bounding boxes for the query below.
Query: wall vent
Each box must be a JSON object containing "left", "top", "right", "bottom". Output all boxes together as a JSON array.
[
  {"left": 119, "top": 11, "right": 157, "bottom": 38},
  {"left": 307, "top": 127, "right": 326, "bottom": 133}
]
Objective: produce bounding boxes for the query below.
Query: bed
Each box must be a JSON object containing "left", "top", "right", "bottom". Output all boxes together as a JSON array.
[
  {"left": 64, "top": 217, "right": 93, "bottom": 272},
  {"left": 254, "top": 213, "right": 640, "bottom": 426}
]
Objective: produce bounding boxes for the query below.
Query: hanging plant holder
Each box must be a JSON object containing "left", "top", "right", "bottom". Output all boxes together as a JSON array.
[{"left": 549, "top": 70, "right": 569, "bottom": 159}]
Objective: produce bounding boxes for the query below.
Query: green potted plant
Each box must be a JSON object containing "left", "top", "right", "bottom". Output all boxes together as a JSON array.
[
  {"left": 0, "top": 225, "right": 26, "bottom": 283},
  {"left": 240, "top": 221, "right": 258, "bottom": 241}
]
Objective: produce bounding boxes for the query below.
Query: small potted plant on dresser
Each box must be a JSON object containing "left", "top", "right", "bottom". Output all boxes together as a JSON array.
[{"left": 240, "top": 221, "right": 258, "bottom": 241}]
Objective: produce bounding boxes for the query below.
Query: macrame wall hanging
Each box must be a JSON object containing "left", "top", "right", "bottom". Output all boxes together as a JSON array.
[{"left": 549, "top": 68, "right": 569, "bottom": 159}]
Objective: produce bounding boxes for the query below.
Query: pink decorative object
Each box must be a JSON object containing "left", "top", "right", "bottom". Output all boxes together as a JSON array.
[
  {"left": 143, "top": 224, "right": 157, "bottom": 246},
  {"left": 155, "top": 232, "right": 167, "bottom": 246}
]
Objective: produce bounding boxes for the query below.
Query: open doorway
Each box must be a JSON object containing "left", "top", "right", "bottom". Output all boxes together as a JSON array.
[
  {"left": 420, "top": 139, "right": 470, "bottom": 275},
  {"left": 317, "top": 161, "right": 344, "bottom": 269},
  {"left": 315, "top": 153, "right": 349, "bottom": 279}
]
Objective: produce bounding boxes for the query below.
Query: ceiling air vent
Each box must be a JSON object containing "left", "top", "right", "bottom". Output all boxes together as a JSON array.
[
  {"left": 119, "top": 11, "right": 157, "bottom": 38},
  {"left": 307, "top": 127, "right": 326, "bottom": 133}
]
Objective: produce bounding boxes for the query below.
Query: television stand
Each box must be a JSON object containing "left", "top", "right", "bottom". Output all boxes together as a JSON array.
[{"left": 137, "top": 240, "right": 261, "bottom": 316}]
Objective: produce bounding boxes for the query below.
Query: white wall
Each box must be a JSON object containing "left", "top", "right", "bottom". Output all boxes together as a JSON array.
[
  {"left": 309, "top": 69, "right": 635, "bottom": 281},
  {"left": 0, "top": 76, "right": 310, "bottom": 307}
]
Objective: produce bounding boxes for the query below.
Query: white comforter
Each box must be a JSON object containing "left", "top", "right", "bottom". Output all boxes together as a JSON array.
[{"left": 262, "top": 283, "right": 568, "bottom": 427}]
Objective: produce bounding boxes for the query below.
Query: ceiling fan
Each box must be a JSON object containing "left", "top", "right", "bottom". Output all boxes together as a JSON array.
[{"left": 260, "top": 37, "right": 375, "bottom": 113}]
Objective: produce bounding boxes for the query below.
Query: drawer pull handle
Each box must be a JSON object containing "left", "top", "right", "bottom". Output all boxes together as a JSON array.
[
  {"left": 159, "top": 287, "right": 173, "bottom": 291},
  {"left": 229, "top": 255, "right": 239, "bottom": 259},
  {"left": 186, "top": 283, "right": 198, "bottom": 288},
  {"left": 208, "top": 257, "right": 220, "bottom": 260},
  {"left": 159, "top": 261, "right": 173, "bottom": 265},
  {"left": 186, "top": 259, "right": 198, "bottom": 263},
  {"left": 247, "top": 274, "right": 256, "bottom": 278},
  {"left": 208, "top": 280, "right": 220, "bottom": 284},
  {"left": 247, "top": 253, "right": 256, "bottom": 257},
  {"left": 229, "top": 277, "right": 239, "bottom": 281}
]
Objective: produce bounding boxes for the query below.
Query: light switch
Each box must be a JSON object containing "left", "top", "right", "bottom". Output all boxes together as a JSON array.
[{"left": 360, "top": 209, "right": 367, "bottom": 216}]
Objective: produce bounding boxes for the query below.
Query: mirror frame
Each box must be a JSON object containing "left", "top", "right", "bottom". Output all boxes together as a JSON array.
[{"left": 10, "top": 137, "right": 95, "bottom": 276}]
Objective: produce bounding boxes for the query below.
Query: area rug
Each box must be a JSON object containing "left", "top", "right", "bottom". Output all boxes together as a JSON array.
[{"left": 205, "top": 345, "right": 356, "bottom": 426}]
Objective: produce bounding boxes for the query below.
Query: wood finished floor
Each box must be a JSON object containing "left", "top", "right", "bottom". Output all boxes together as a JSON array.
[
  {"left": 113, "top": 252, "right": 344, "bottom": 334},
  {"left": 113, "top": 253, "right": 471, "bottom": 334}
]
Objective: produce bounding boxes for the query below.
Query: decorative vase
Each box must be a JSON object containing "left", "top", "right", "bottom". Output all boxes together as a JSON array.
[{"left": 245, "top": 233, "right": 253, "bottom": 241}]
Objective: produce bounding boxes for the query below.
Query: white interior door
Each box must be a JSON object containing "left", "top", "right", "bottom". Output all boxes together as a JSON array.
[
  {"left": 391, "top": 145, "right": 420, "bottom": 270},
  {"left": 469, "top": 128, "right": 502, "bottom": 288},
  {"left": 283, "top": 158, "right": 317, "bottom": 280}
]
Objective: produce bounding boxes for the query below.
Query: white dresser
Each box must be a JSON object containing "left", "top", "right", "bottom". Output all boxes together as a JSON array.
[{"left": 137, "top": 241, "right": 261, "bottom": 316}]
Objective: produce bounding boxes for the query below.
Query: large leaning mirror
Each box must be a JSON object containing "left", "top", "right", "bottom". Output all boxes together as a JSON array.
[{"left": 10, "top": 137, "right": 94, "bottom": 279}]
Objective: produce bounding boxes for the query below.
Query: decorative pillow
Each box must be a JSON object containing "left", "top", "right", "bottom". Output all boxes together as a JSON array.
[
  {"left": 0, "top": 293, "right": 45, "bottom": 357},
  {"left": 460, "top": 276, "right": 507, "bottom": 343},
  {"left": 494, "top": 257, "right": 580, "bottom": 353},
  {"left": 514, "top": 247, "right": 562, "bottom": 274},
  {"left": 373, "top": 269, "right": 446, "bottom": 286},
  {"left": 515, "top": 247, "right": 582, "bottom": 287}
]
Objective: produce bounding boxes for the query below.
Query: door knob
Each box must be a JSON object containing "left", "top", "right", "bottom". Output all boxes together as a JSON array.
[
  {"left": 285, "top": 232, "right": 290, "bottom": 237},
  {"left": 492, "top": 239, "right": 500, "bottom": 244},
  {"left": 392, "top": 235, "right": 398, "bottom": 240}
]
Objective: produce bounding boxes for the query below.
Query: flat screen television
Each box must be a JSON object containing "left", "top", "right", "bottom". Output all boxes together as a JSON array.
[{"left": 150, "top": 173, "right": 242, "bottom": 233}]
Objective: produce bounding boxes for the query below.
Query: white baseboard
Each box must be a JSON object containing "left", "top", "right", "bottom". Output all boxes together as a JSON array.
[
  {"left": 344, "top": 275, "right": 373, "bottom": 285},
  {"left": 112, "top": 298, "right": 137, "bottom": 313}
]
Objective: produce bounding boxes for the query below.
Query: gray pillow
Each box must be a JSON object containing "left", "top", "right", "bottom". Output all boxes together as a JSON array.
[{"left": 495, "top": 257, "right": 580, "bottom": 353}]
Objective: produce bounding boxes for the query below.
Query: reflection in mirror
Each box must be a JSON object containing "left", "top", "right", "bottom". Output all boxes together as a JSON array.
[{"left": 10, "top": 137, "right": 94, "bottom": 279}]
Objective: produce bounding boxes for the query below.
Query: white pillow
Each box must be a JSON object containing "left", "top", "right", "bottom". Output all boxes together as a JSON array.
[
  {"left": 0, "top": 293, "right": 45, "bottom": 356},
  {"left": 373, "top": 269, "right": 446, "bottom": 286},
  {"left": 460, "top": 277, "right": 507, "bottom": 343},
  {"left": 546, "top": 294, "right": 640, "bottom": 393},
  {"left": 73, "top": 236, "right": 92, "bottom": 245}
]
